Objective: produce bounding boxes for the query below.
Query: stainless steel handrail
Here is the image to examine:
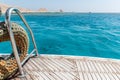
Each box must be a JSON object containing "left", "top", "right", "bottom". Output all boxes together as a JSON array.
[{"left": 5, "top": 7, "right": 39, "bottom": 77}]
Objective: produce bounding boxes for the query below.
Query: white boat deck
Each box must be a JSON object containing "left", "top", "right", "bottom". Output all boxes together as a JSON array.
[{"left": 12, "top": 55, "right": 120, "bottom": 80}]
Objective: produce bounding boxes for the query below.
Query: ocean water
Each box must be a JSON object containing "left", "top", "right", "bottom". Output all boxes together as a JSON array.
[{"left": 0, "top": 13, "right": 120, "bottom": 59}]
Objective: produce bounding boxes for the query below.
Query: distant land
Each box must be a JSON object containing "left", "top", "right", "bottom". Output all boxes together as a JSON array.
[
  {"left": 0, "top": 3, "right": 63, "bottom": 13},
  {"left": 38, "top": 8, "right": 48, "bottom": 12},
  {"left": 0, "top": 3, "right": 34, "bottom": 13}
]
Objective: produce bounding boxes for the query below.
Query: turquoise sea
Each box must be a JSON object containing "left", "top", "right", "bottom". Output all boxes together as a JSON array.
[{"left": 0, "top": 13, "right": 120, "bottom": 59}]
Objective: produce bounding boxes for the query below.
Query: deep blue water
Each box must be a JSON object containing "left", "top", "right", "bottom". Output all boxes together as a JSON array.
[{"left": 1, "top": 13, "right": 120, "bottom": 59}]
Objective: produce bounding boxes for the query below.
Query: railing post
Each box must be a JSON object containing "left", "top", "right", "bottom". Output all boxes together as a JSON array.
[
  {"left": 5, "top": 7, "right": 39, "bottom": 77},
  {"left": 15, "top": 10, "right": 39, "bottom": 56},
  {"left": 6, "top": 8, "right": 39, "bottom": 56},
  {"left": 5, "top": 8, "right": 24, "bottom": 76},
  {"left": 4, "top": 7, "right": 39, "bottom": 77}
]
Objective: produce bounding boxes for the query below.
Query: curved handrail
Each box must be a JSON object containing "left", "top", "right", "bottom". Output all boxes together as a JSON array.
[
  {"left": 5, "top": 7, "right": 39, "bottom": 76},
  {"left": 5, "top": 7, "right": 39, "bottom": 56}
]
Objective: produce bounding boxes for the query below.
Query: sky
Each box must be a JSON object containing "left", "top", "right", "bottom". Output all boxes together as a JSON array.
[{"left": 1, "top": 0, "right": 120, "bottom": 12}]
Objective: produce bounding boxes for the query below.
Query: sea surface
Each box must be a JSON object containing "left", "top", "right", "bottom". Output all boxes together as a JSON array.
[{"left": 0, "top": 13, "right": 120, "bottom": 59}]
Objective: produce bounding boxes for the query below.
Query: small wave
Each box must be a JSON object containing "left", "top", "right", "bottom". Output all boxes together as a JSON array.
[{"left": 1, "top": 13, "right": 120, "bottom": 59}]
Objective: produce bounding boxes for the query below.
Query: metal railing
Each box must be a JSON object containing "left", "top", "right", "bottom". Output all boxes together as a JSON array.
[{"left": 5, "top": 7, "right": 39, "bottom": 77}]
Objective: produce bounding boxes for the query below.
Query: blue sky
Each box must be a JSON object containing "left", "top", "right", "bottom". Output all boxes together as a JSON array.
[{"left": 1, "top": 0, "right": 120, "bottom": 12}]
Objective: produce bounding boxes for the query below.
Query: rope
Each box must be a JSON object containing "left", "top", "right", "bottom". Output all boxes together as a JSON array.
[{"left": 0, "top": 22, "right": 29, "bottom": 80}]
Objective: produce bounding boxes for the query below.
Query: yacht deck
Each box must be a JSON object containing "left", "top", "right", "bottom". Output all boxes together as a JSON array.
[{"left": 12, "top": 55, "right": 120, "bottom": 80}]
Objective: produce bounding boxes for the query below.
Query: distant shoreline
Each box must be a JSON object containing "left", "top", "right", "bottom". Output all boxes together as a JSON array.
[
  {"left": 19, "top": 11, "right": 120, "bottom": 14},
  {"left": 2, "top": 11, "right": 120, "bottom": 14}
]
